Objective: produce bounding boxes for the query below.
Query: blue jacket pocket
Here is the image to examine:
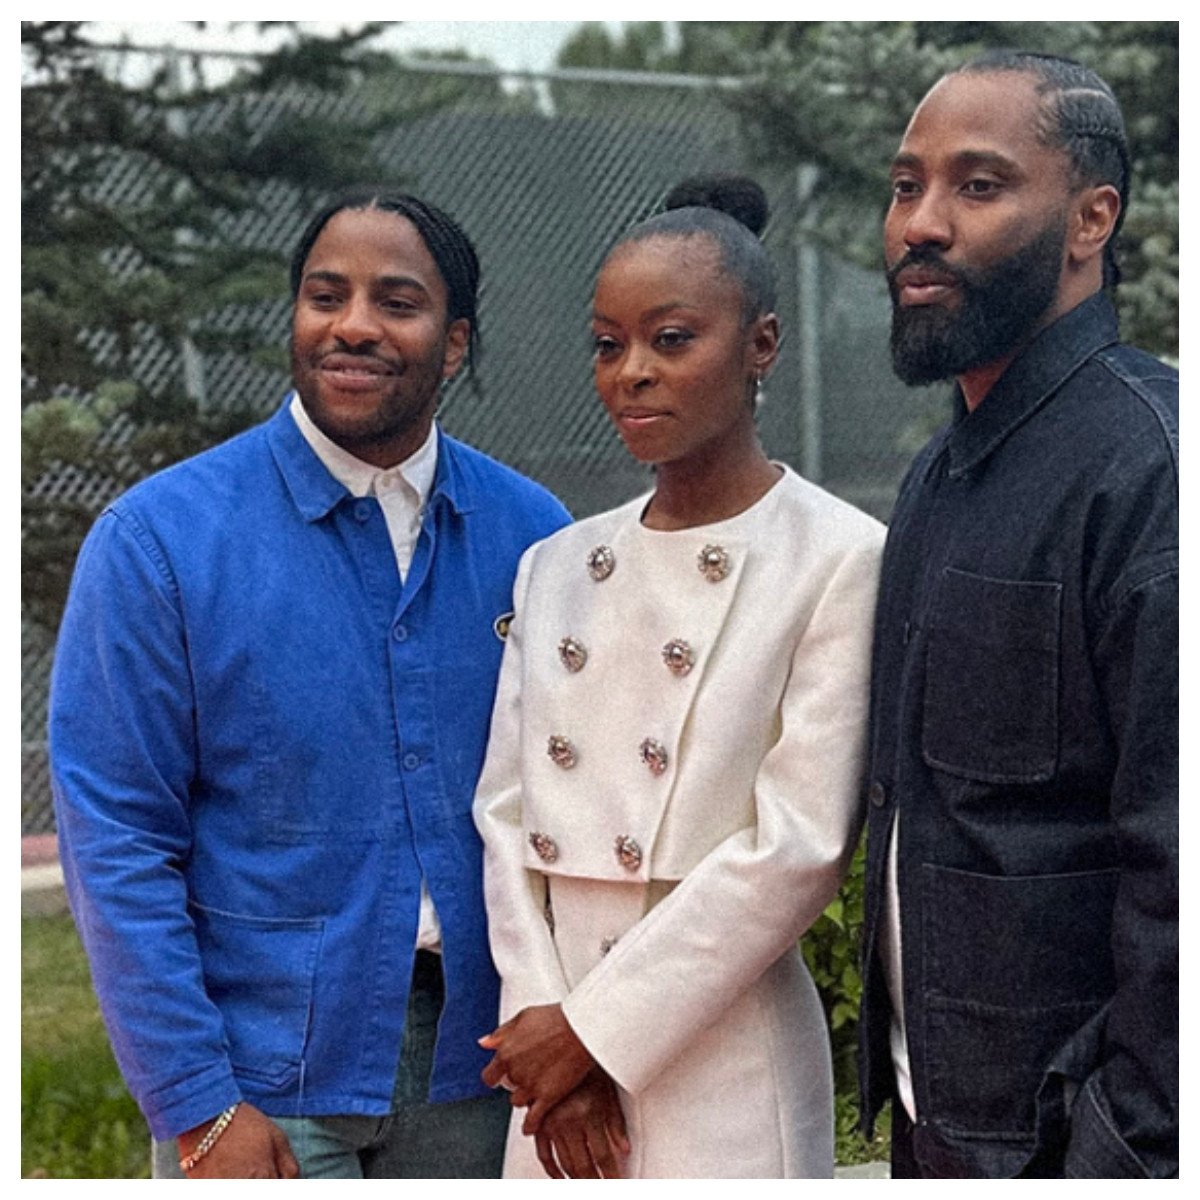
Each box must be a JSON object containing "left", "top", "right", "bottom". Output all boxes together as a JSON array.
[{"left": 190, "top": 901, "right": 325, "bottom": 1089}]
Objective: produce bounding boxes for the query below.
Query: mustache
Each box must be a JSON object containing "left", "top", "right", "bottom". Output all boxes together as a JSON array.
[
  {"left": 291, "top": 337, "right": 402, "bottom": 371},
  {"left": 886, "top": 246, "right": 972, "bottom": 290}
]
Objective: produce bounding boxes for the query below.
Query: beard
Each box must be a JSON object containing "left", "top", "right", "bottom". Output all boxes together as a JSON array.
[
  {"left": 888, "top": 216, "right": 1066, "bottom": 387},
  {"left": 288, "top": 336, "right": 439, "bottom": 457}
]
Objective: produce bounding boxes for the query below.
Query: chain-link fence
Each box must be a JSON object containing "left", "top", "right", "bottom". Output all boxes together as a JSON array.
[{"left": 22, "top": 54, "right": 946, "bottom": 834}]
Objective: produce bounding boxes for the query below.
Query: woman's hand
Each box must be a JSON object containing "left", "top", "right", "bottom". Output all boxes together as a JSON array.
[
  {"left": 534, "top": 1069, "right": 631, "bottom": 1179},
  {"left": 479, "top": 1003, "right": 595, "bottom": 1133}
]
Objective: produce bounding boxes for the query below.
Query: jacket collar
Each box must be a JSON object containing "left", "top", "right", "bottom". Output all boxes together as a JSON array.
[
  {"left": 266, "top": 393, "right": 477, "bottom": 521},
  {"left": 945, "top": 291, "right": 1120, "bottom": 478}
]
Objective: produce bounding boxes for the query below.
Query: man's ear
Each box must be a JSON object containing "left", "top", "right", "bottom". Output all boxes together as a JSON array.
[
  {"left": 1069, "top": 184, "right": 1121, "bottom": 268},
  {"left": 442, "top": 318, "right": 470, "bottom": 380}
]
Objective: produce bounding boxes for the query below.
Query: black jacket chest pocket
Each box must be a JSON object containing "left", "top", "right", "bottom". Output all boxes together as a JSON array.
[{"left": 922, "top": 568, "right": 1061, "bottom": 784}]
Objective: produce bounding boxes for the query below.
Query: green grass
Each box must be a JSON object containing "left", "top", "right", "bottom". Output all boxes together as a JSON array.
[{"left": 22, "top": 915, "right": 149, "bottom": 1179}]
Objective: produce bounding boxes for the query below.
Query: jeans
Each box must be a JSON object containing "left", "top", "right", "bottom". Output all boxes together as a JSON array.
[
  {"left": 889, "top": 1104, "right": 968, "bottom": 1179},
  {"left": 153, "top": 952, "right": 509, "bottom": 1178},
  {"left": 889, "top": 1105, "right": 924, "bottom": 1179}
]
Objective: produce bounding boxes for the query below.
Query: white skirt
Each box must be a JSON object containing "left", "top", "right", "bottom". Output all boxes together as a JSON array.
[{"left": 501, "top": 876, "right": 834, "bottom": 1179}]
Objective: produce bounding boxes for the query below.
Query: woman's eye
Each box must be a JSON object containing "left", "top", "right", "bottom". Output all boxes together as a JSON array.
[
  {"left": 592, "top": 336, "right": 620, "bottom": 358},
  {"left": 655, "top": 328, "right": 693, "bottom": 350}
]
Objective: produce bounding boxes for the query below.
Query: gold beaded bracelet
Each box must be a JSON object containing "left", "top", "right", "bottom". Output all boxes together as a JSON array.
[{"left": 179, "top": 1103, "right": 241, "bottom": 1173}]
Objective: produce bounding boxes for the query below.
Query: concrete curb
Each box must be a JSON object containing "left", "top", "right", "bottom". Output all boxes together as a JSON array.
[
  {"left": 835, "top": 1161, "right": 890, "bottom": 1178},
  {"left": 22, "top": 861, "right": 69, "bottom": 916}
]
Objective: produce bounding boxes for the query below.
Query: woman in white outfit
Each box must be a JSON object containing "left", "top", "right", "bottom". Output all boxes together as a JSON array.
[{"left": 473, "top": 175, "right": 884, "bottom": 1179}]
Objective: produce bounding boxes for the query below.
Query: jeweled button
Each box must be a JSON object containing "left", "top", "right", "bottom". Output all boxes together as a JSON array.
[
  {"left": 547, "top": 735, "right": 578, "bottom": 769},
  {"left": 558, "top": 637, "right": 588, "bottom": 673},
  {"left": 661, "top": 639, "right": 695, "bottom": 676},
  {"left": 614, "top": 835, "right": 642, "bottom": 872},
  {"left": 587, "top": 545, "right": 615, "bottom": 581},
  {"left": 639, "top": 738, "right": 669, "bottom": 776},
  {"left": 697, "top": 544, "right": 731, "bottom": 582},
  {"left": 529, "top": 832, "right": 559, "bottom": 863}
]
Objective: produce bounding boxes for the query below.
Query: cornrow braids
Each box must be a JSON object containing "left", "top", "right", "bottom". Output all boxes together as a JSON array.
[
  {"left": 957, "top": 50, "right": 1130, "bottom": 288},
  {"left": 290, "top": 188, "right": 483, "bottom": 379}
]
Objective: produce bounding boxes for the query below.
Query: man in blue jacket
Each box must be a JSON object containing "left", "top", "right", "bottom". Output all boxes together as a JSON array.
[
  {"left": 50, "top": 189, "right": 571, "bottom": 1178},
  {"left": 858, "top": 52, "right": 1177, "bottom": 1177}
]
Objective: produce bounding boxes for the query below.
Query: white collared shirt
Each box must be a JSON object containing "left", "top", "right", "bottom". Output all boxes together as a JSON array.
[{"left": 291, "top": 393, "right": 443, "bottom": 951}]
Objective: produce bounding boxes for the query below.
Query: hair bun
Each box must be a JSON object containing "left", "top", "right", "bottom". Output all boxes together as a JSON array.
[{"left": 663, "top": 174, "right": 769, "bottom": 236}]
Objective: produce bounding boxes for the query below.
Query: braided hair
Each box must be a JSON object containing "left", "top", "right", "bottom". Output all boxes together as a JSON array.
[
  {"left": 611, "top": 174, "right": 777, "bottom": 323},
  {"left": 958, "top": 50, "right": 1130, "bottom": 288},
  {"left": 290, "top": 188, "right": 483, "bottom": 375}
]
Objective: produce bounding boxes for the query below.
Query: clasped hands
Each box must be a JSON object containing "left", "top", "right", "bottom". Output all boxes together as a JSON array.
[{"left": 480, "top": 1003, "right": 629, "bottom": 1178}]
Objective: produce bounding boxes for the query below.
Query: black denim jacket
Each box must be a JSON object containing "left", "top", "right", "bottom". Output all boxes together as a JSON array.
[{"left": 858, "top": 293, "right": 1178, "bottom": 1177}]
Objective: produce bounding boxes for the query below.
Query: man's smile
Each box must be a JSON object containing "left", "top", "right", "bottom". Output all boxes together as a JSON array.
[{"left": 315, "top": 352, "right": 400, "bottom": 390}]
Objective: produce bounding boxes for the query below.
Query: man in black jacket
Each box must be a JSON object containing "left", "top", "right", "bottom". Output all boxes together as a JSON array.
[{"left": 858, "top": 50, "right": 1177, "bottom": 1178}]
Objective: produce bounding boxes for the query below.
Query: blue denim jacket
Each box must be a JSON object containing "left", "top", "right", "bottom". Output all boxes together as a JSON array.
[
  {"left": 858, "top": 294, "right": 1178, "bottom": 1177},
  {"left": 50, "top": 400, "right": 570, "bottom": 1140}
]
